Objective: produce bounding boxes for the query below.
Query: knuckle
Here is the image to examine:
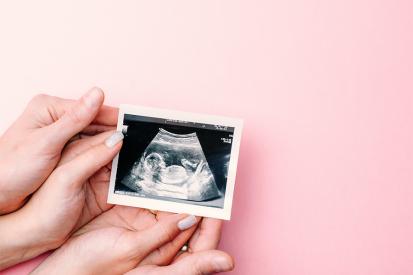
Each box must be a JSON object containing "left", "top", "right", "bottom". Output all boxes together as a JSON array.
[
  {"left": 29, "top": 93, "right": 50, "bottom": 106},
  {"left": 25, "top": 93, "right": 57, "bottom": 116}
]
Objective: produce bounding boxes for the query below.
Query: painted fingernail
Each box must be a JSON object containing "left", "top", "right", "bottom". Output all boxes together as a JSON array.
[
  {"left": 105, "top": 131, "right": 124, "bottom": 148},
  {"left": 177, "top": 215, "right": 197, "bottom": 230},
  {"left": 83, "top": 87, "right": 103, "bottom": 108},
  {"left": 212, "top": 255, "right": 234, "bottom": 272}
]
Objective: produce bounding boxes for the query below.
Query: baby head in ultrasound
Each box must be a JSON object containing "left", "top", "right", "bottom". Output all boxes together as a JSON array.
[{"left": 122, "top": 128, "right": 221, "bottom": 202}]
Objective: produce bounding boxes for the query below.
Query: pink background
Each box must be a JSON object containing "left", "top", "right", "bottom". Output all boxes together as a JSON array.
[{"left": 0, "top": 1, "right": 412, "bottom": 274}]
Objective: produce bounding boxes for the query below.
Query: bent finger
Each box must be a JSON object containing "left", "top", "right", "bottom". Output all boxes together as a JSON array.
[
  {"left": 139, "top": 220, "right": 199, "bottom": 266},
  {"left": 190, "top": 218, "right": 223, "bottom": 252},
  {"left": 53, "top": 131, "right": 123, "bottom": 189},
  {"left": 59, "top": 130, "right": 115, "bottom": 166},
  {"left": 81, "top": 124, "right": 116, "bottom": 136},
  {"left": 124, "top": 214, "right": 200, "bottom": 261}
]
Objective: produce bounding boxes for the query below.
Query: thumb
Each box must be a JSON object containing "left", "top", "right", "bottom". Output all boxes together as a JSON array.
[
  {"left": 127, "top": 250, "right": 234, "bottom": 275},
  {"left": 46, "top": 87, "right": 105, "bottom": 148}
]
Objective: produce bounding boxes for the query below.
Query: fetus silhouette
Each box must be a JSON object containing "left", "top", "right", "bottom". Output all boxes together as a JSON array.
[{"left": 122, "top": 128, "right": 221, "bottom": 201}]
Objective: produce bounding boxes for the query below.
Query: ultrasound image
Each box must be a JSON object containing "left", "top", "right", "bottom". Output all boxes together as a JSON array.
[
  {"left": 122, "top": 128, "right": 221, "bottom": 201},
  {"left": 114, "top": 114, "right": 234, "bottom": 208}
]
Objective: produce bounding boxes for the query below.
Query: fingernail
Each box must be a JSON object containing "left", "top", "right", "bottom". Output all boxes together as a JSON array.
[
  {"left": 177, "top": 215, "right": 197, "bottom": 230},
  {"left": 105, "top": 131, "right": 124, "bottom": 148},
  {"left": 83, "top": 87, "right": 103, "bottom": 108},
  {"left": 212, "top": 255, "right": 233, "bottom": 272}
]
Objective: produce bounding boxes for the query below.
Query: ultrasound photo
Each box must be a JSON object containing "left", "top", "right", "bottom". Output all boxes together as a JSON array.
[{"left": 108, "top": 105, "right": 242, "bottom": 220}]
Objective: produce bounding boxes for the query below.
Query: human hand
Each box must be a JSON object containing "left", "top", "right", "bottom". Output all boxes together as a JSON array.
[
  {"left": 0, "top": 129, "right": 124, "bottom": 269},
  {"left": 32, "top": 207, "right": 234, "bottom": 275},
  {"left": 0, "top": 87, "right": 117, "bottom": 214},
  {"left": 128, "top": 218, "right": 234, "bottom": 275}
]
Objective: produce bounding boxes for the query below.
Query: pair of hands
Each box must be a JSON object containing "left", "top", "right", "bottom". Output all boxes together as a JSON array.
[{"left": 0, "top": 88, "right": 234, "bottom": 274}]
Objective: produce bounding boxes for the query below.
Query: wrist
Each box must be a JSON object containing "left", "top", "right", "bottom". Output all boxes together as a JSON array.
[
  {"left": 0, "top": 153, "right": 25, "bottom": 215},
  {"left": 0, "top": 210, "right": 54, "bottom": 270},
  {"left": 31, "top": 243, "right": 92, "bottom": 275}
]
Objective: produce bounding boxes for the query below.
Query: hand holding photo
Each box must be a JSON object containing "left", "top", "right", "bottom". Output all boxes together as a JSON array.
[{"left": 108, "top": 104, "right": 243, "bottom": 220}]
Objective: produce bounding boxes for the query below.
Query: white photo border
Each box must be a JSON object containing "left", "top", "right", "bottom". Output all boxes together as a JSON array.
[{"left": 108, "top": 104, "right": 243, "bottom": 220}]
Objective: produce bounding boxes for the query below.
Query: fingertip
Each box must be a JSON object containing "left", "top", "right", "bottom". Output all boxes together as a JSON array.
[
  {"left": 104, "top": 131, "right": 124, "bottom": 148},
  {"left": 82, "top": 87, "right": 105, "bottom": 109},
  {"left": 179, "top": 250, "right": 234, "bottom": 274},
  {"left": 205, "top": 250, "right": 235, "bottom": 273},
  {"left": 215, "top": 251, "right": 235, "bottom": 272},
  {"left": 177, "top": 215, "right": 198, "bottom": 231}
]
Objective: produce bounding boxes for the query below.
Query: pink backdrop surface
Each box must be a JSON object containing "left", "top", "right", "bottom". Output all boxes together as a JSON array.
[{"left": 0, "top": 1, "right": 412, "bottom": 274}]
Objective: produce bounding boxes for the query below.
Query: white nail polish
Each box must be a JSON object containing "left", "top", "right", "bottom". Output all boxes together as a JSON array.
[
  {"left": 177, "top": 215, "right": 197, "bottom": 230},
  {"left": 105, "top": 132, "right": 124, "bottom": 148}
]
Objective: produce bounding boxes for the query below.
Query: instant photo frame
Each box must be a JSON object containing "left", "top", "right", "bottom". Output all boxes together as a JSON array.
[{"left": 108, "top": 104, "right": 243, "bottom": 220}]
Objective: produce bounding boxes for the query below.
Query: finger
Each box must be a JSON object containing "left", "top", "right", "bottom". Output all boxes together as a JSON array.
[
  {"left": 53, "top": 131, "right": 124, "bottom": 189},
  {"left": 126, "top": 250, "right": 234, "bottom": 275},
  {"left": 81, "top": 124, "right": 116, "bottom": 136},
  {"left": 87, "top": 164, "right": 113, "bottom": 206},
  {"left": 44, "top": 87, "right": 105, "bottom": 148},
  {"left": 174, "top": 218, "right": 223, "bottom": 262},
  {"left": 92, "top": 105, "right": 119, "bottom": 126},
  {"left": 124, "top": 214, "right": 200, "bottom": 260},
  {"left": 113, "top": 206, "right": 157, "bottom": 230},
  {"left": 74, "top": 165, "right": 114, "bottom": 228},
  {"left": 17, "top": 93, "right": 117, "bottom": 130},
  {"left": 139, "top": 220, "right": 199, "bottom": 266},
  {"left": 189, "top": 218, "right": 223, "bottom": 252},
  {"left": 59, "top": 130, "right": 115, "bottom": 166},
  {"left": 151, "top": 210, "right": 175, "bottom": 220}
]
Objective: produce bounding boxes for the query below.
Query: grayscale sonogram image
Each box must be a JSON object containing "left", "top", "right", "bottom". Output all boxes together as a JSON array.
[{"left": 114, "top": 114, "right": 234, "bottom": 209}]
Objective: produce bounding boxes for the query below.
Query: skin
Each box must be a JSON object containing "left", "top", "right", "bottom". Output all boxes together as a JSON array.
[
  {"left": 133, "top": 218, "right": 235, "bottom": 275},
  {"left": 0, "top": 124, "right": 123, "bottom": 269},
  {"left": 0, "top": 89, "right": 234, "bottom": 274},
  {"left": 32, "top": 209, "right": 234, "bottom": 275},
  {"left": 0, "top": 87, "right": 117, "bottom": 214},
  {"left": 26, "top": 132, "right": 233, "bottom": 274}
]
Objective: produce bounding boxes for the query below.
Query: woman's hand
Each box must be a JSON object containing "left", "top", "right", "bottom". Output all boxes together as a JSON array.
[
  {"left": 32, "top": 206, "right": 234, "bottom": 275},
  {"left": 129, "top": 218, "right": 234, "bottom": 275},
  {"left": 0, "top": 130, "right": 123, "bottom": 269},
  {"left": 0, "top": 88, "right": 233, "bottom": 274},
  {"left": 0, "top": 87, "right": 117, "bottom": 214}
]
